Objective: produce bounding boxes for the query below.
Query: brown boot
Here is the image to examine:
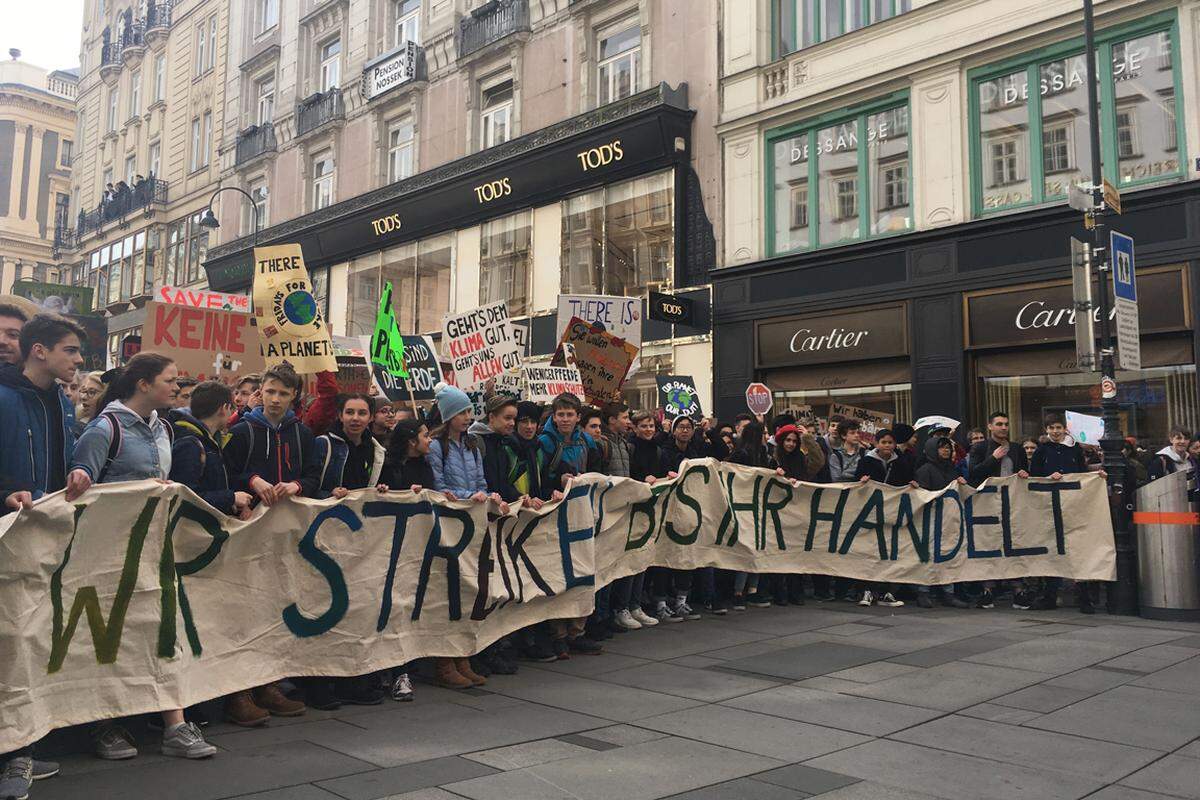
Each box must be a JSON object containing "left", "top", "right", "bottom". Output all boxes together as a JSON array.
[
  {"left": 224, "top": 690, "right": 269, "bottom": 727},
  {"left": 434, "top": 657, "right": 473, "bottom": 689},
  {"left": 252, "top": 682, "right": 307, "bottom": 717},
  {"left": 455, "top": 657, "right": 487, "bottom": 686}
]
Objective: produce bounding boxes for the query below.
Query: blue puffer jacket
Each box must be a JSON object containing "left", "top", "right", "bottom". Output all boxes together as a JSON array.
[
  {"left": 72, "top": 400, "right": 172, "bottom": 483},
  {"left": 0, "top": 364, "right": 76, "bottom": 504},
  {"left": 427, "top": 431, "right": 487, "bottom": 497}
]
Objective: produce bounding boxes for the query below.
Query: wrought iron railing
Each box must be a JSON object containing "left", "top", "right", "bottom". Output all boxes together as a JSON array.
[
  {"left": 100, "top": 42, "right": 123, "bottom": 69},
  {"left": 75, "top": 178, "right": 168, "bottom": 240},
  {"left": 146, "top": 2, "right": 173, "bottom": 31},
  {"left": 235, "top": 122, "right": 277, "bottom": 166},
  {"left": 295, "top": 88, "right": 344, "bottom": 137},
  {"left": 457, "top": 0, "right": 530, "bottom": 59},
  {"left": 120, "top": 22, "right": 146, "bottom": 51}
]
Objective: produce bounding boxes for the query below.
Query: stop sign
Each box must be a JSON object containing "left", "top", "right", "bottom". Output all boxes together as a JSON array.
[{"left": 745, "top": 382, "right": 773, "bottom": 415}]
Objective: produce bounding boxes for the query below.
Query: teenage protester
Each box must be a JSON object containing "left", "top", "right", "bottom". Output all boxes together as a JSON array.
[
  {"left": 966, "top": 412, "right": 1030, "bottom": 609},
  {"left": 67, "top": 353, "right": 219, "bottom": 761},
  {"left": 913, "top": 436, "right": 970, "bottom": 609},
  {"left": 1029, "top": 413, "right": 1095, "bottom": 613},
  {"left": 649, "top": 416, "right": 706, "bottom": 620},
  {"left": 853, "top": 429, "right": 915, "bottom": 608},
  {"left": 724, "top": 421, "right": 774, "bottom": 609},
  {"left": 607, "top": 409, "right": 662, "bottom": 632},
  {"left": 1149, "top": 428, "right": 1193, "bottom": 480},
  {"left": 173, "top": 377, "right": 198, "bottom": 410},
  {"left": 59, "top": 370, "right": 81, "bottom": 408},
  {"left": 74, "top": 371, "right": 106, "bottom": 434},
  {"left": 576, "top": 406, "right": 619, "bottom": 640},
  {"left": 769, "top": 424, "right": 826, "bottom": 605},
  {"left": 581, "top": 407, "right": 610, "bottom": 473},
  {"left": 231, "top": 373, "right": 261, "bottom": 420},
  {"left": 369, "top": 398, "right": 399, "bottom": 449},
  {"left": 0, "top": 314, "right": 81, "bottom": 800},
  {"left": 1021, "top": 437, "right": 1039, "bottom": 464},
  {"left": 426, "top": 382, "right": 502, "bottom": 685},
  {"left": 536, "top": 393, "right": 604, "bottom": 656},
  {"left": 470, "top": 395, "right": 520, "bottom": 502},
  {"left": 732, "top": 413, "right": 754, "bottom": 440},
  {"left": 827, "top": 420, "right": 865, "bottom": 482}
]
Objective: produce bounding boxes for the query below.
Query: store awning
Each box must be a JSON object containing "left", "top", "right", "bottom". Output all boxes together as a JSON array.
[{"left": 974, "top": 338, "right": 1193, "bottom": 378}]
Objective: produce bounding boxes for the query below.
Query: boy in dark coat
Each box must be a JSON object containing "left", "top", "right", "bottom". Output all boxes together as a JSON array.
[
  {"left": 1029, "top": 414, "right": 1094, "bottom": 613},
  {"left": 913, "top": 436, "right": 970, "bottom": 609}
]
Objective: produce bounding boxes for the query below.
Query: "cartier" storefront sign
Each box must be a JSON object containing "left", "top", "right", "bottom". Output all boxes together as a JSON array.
[{"left": 756, "top": 303, "right": 908, "bottom": 369}]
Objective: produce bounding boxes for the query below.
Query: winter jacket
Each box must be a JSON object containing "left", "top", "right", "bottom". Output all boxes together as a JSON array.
[
  {"left": 630, "top": 437, "right": 662, "bottom": 482},
  {"left": 1149, "top": 446, "right": 1192, "bottom": 481},
  {"left": 313, "top": 424, "right": 386, "bottom": 497},
  {"left": 828, "top": 446, "right": 864, "bottom": 482},
  {"left": 604, "top": 431, "right": 632, "bottom": 478},
  {"left": 659, "top": 437, "right": 710, "bottom": 476},
  {"left": 224, "top": 407, "right": 321, "bottom": 497},
  {"left": 588, "top": 435, "right": 611, "bottom": 474},
  {"left": 727, "top": 444, "right": 770, "bottom": 469},
  {"left": 0, "top": 364, "right": 75, "bottom": 505},
  {"left": 854, "top": 447, "right": 914, "bottom": 487},
  {"left": 428, "top": 431, "right": 488, "bottom": 497},
  {"left": 380, "top": 455, "right": 436, "bottom": 492},
  {"left": 771, "top": 435, "right": 826, "bottom": 482},
  {"left": 1030, "top": 440, "right": 1087, "bottom": 478},
  {"left": 915, "top": 438, "right": 960, "bottom": 491},
  {"left": 469, "top": 420, "right": 519, "bottom": 501},
  {"left": 504, "top": 434, "right": 548, "bottom": 500},
  {"left": 537, "top": 418, "right": 595, "bottom": 489},
  {"left": 967, "top": 437, "right": 1030, "bottom": 485},
  {"left": 301, "top": 371, "right": 340, "bottom": 437},
  {"left": 72, "top": 400, "right": 171, "bottom": 483},
  {"left": 169, "top": 413, "right": 236, "bottom": 515}
]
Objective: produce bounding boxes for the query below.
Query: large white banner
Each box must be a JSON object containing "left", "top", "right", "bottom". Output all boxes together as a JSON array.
[{"left": 0, "top": 463, "right": 1114, "bottom": 752}]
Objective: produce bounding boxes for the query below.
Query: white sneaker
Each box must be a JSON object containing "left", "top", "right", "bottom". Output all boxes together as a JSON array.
[
  {"left": 672, "top": 600, "right": 701, "bottom": 621},
  {"left": 878, "top": 593, "right": 904, "bottom": 607},
  {"left": 614, "top": 609, "right": 642, "bottom": 630},
  {"left": 391, "top": 672, "right": 414, "bottom": 701},
  {"left": 858, "top": 590, "right": 875, "bottom": 607},
  {"left": 631, "top": 607, "right": 658, "bottom": 627},
  {"left": 92, "top": 723, "right": 138, "bottom": 760},
  {"left": 161, "top": 721, "right": 217, "bottom": 759}
]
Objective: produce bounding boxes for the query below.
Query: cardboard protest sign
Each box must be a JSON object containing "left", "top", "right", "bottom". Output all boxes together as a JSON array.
[
  {"left": 370, "top": 281, "right": 407, "bottom": 377},
  {"left": 157, "top": 285, "right": 250, "bottom": 314},
  {"left": 523, "top": 364, "right": 585, "bottom": 404},
  {"left": 556, "top": 316, "right": 637, "bottom": 405},
  {"left": 141, "top": 300, "right": 265, "bottom": 383},
  {"left": 557, "top": 294, "right": 642, "bottom": 372},
  {"left": 491, "top": 370, "right": 524, "bottom": 401},
  {"left": 1066, "top": 410, "right": 1105, "bottom": 445},
  {"left": 251, "top": 244, "right": 336, "bottom": 374},
  {"left": 328, "top": 336, "right": 374, "bottom": 395},
  {"left": 657, "top": 375, "right": 702, "bottom": 419},
  {"left": 374, "top": 335, "right": 442, "bottom": 402},
  {"left": 0, "top": 466, "right": 1116, "bottom": 753},
  {"left": 442, "top": 301, "right": 522, "bottom": 390},
  {"left": 829, "top": 402, "right": 893, "bottom": 442}
]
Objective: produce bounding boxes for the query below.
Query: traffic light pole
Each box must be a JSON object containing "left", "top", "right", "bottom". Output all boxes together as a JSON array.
[{"left": 1084, "top": 0, "right": 1138, "bottom": 615}]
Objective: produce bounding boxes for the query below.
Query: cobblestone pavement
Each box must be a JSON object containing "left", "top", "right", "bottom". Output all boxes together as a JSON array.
[{"left": 30, "top": 602, "right": 1200, "bottom": 800}]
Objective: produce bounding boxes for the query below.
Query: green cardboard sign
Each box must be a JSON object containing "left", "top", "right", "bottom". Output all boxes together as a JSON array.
[{"left": 370, "top": 282, "right": 408, "bottom": 378}]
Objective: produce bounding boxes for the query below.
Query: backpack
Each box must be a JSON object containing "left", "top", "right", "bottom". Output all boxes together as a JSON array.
[{"left": 97, "top": 411, "right": 175, "bottom": 483}]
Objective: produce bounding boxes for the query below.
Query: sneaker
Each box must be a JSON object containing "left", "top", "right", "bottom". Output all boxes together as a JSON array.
[
  {"left": 1012, "top": 590, "right": 1033, "bottom": 611},
  {"left": 655, "top": 604, "right": 684, "bottom": 623},
  {"left": 858, "top": 590, "right": 875, "bottom": 607},
  {"left": 706, "top": 602, "right": 729, "bottom": 616},
  {"left": 916, "top": 593, "right": 934, "bottom": 609},
  {"left": 552, "top": 639, "right": 571, "bottom": 660},
  {"left": 0, "top": 755, "right": 32, "bottom": 800},
  {"left": 31, "top": 759, "right": 59, "bottom": 781},
  {"left": 731, "top": 595, "right": 747, "bottom": 611},
  {"left": 976, "top": 590, "right": 995, "bottom": 609},
  {"left": 568, "top": 637, "right": 603, "bottom": 655},
  {"left": 747, "top": 593, "right": 772, "bottom": 608},
  {"left": 671, "top": 600, "right": 701, "bottom": 621},
  {"left": 628, "top": 609, "right": 657, "bottom": 628},
  {"left": 161, "top": 721, "right": 217, "bottom": 759},
  {"left": 336, "top": 677, "right": 386, "bottom": 706},
  {"left": 519, "top": 640, "right": 558, "bottom": 663},
  {"left": 614, "top": 609, "right": 642, "bottom": 630},
  {"left": 941, "top": 594, "right": 970, "bottom": 609},
  {"left": 92, "top": 722, "right": 138, "bottom": 760},
  {"left": 878, "top": 593, "right": 904, "bottom": 607},
  {"left": 391, "top": 672, "right": 414, "bottom": 702}
]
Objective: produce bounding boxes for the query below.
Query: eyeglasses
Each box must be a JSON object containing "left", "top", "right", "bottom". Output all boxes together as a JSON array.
[{"left": 79, "top": 388, "right": 103, "bottom": 398}]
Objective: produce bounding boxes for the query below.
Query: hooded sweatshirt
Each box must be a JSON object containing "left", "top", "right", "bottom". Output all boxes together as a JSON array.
[
  {"left": 224, "top": 407, "right": 321, "bottom": 497},
  {"left": 915, "top": 437, "right": 960, "bottom": 490},
  {"left": 854, "top": 446, "right": 914, "bottom": 486},
  {"left": 72, "top": 400, "right": 171, "bottom": 483},
  {"left": 0, "top": 363, "right": 74, "bottom": 505},
  {"left": 170, "top": 412, "right": 236, "bottom": 514}
]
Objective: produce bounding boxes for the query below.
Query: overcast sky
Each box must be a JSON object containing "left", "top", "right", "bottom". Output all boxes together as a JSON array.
[{"left": 5, "top": 0, "right": 86, "bottom": 71}]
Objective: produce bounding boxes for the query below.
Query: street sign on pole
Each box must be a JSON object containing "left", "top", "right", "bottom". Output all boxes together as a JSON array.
[
  {"left": 1071, "top": 237, "right": 1097, "bottom": 372},
  {"left": 1111, "top": 231, "right": 1140, "bottom": 370},
  {"left": 1103, "top": 178, "right": 1122, "bottom": 214},
  {"left": 745, "top": 382, "right": 773, "bottom": 416}
]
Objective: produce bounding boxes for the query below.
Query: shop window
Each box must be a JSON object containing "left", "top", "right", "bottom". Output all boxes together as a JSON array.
[
  {"left": 312, "top": 151, "right": 335, "bottom": 210},
  {"left": 387, "top": 120, "right": 414, "bottom": 182},
  {"left": 186, "top": 212, "right": 209, "bottom": 284},
  {"left": 481, "top": 80, "right": 513, "bottom": 149},
  {"left": 394, "top": 0, "right": 420, "bottom": 47},
  {"left": 319, "top": 37, "right": 341, "bottom": 92},
  {"left": 597, "top": 21, "right": 640, "bottom": 106},
  {"left": 970, "top": 15, "right": 1184, "bottom": 215},
  {"left": 560, "top": 169, "right": 673, "bottom": 296},
  {"left": 347, "top": 232, "right": 453, "bottom": 338},
  {"left": 479, "top": 210, "right": 532, "bottom": 316},
  {"left": 772, "top": 133, "right": 810, "bottom": 252},
  {"left": 773, "top": 0, "right": 911, "bottom": 57},
  {"left": 257, "top": 75, "right": 275, "bottom": 125}
]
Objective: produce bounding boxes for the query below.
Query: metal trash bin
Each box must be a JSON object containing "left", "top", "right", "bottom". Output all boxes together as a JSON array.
[{"left": 1135, "top": 470, "right": 1200, "bottom": 621}]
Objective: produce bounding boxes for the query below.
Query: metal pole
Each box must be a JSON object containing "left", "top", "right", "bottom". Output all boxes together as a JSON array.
[{"left": 1084, "top": 0, "right": 1137, "bottom": 615}]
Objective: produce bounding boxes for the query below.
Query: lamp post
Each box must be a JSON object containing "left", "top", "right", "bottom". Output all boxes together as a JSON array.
[{"left": 198, "top": 186, "right": 261, "bottom": 246}]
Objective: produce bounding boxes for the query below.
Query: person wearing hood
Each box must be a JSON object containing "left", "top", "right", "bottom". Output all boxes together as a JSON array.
[
  {"left": 537, "top": 392, "right": 595, "bottom": 492},
  {"left": 68, "top": 353, "right": 222, "bottom": 762},
  {"left": 314, "top": 394, "right": 387, "bottom": 500},
  {"left": 1149, "top": 428, "right": 1194, "bottom": 480},
  {"left": 852, "top": 429, "right": 916, "bottom": 608},
  {"left": 913, "top": 436, "right": 970, "bottom": 609},
  {"left": 470, "top": 395, "right": 520, "bottom": 502},
  {"left": 224, "top": 364, "right": 322, "bottom": 505}
]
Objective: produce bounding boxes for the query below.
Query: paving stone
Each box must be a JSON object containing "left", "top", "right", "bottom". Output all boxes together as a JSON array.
[
  {"left": 375, "top": 790, "right": 467, "bottom": 800},
  {"left": 483, "top": 667, "right": 703, "bottom": 722},
  {"left": 724, "top": 685, "right": 943, "bottom": 736},
  {"left": 576, "top": 724, "right": 668, "bottom": 747},
  {"left": 1064, "top": 624, "right": 1196, "bottom": 648},
  {"left": 1026, "top": 685, "right": 1200, "bottom": 751},
  {"left": 208, "top": 718, "right": 370, "bottom": 753},
  {"left": 522, "top": 651, "right": 654, "bottom": 677},
  {"left": 791, "top": 676, "right": 871, "bottom": 694},
  {"left": 553, "top": 734, "right": 620, "bottom": 752},
  {"left": 661, "top": 777, "right": 807, "bottom": 800},
  {"left": 1119, "top": 754, "right": 1200, "bottom": 798},
  {"left": 834, "top": 660, "right": 1052, "bottom": 711},
  {"left": 315, "top": 756, "right": 496, "bottom": 799},
  {"left": 722, "top": 607, "right": 869, "bottom": 636},
  {"left": 827, "top": 662, "right": 920, "bottom": 683},
  {"left": 806, "top": 739, "right": 1102, "bottom": 800},
  {"left": 991, "top": 684, "right": 1093, "bottom": 712},
  {"left": 957, "top": 703, "right": 1043, "bottom": 724},
  {"left": 665, "top": 654, "right": 726, "bottom": 669},
  {"left": 1100, "top": 644, "right": 1200, "bottom": 673},
  {"left": 700, "top": 637, "right": 804, "bottom": 660},
  {"left": 1083, "top": 788, "right": 1186, "bottom": 800},
  {"left": 225, "top": 787, "right": 345, "bottom": 800},
  {"left": 442, "top": 735, "right": 785, "bottom": 800},
  {"left": 885, "top": 634, "right": 1020, "bottom": 667},
  {"left": 1167, "top": 633, "right": 1200, "bottom": 649},
  {"left": 639, "top": 703, "right": 870, "bottom": 761},
  {"left": 892, "top": 715, "right": 1161, "bottom": 782},
  {"left": 816, "top": 623, "right": 883, "bottom": 636},
  {"left": 1177, "top": 740, "right": 1200, "bottom": 759},
  {"left": 1132, "top": 655, "right": 1200, "bottom": 696},
  {"left": 792, "top": 780, "right": 949, "bottom": 800},
  {"left": 1044, "top": 667, "right": 1140, "bottom": 693},
  {"left": 598, "top": 622, "right": 774, "bottom": 661},
  {"left": 719, "top": 641, "right": 899, "bottom": 680},
  {"left": 594, "top": 660, "right": 782, "bottom": 702},
  {"left": 753, "top": 762, "right": 860, "bottom": 793},
  {"left": 464, "top": 739, "right": 594, "bottom": 770},
  {"left": 963, "top": 637, "right": 1136, "bottom": 674}
]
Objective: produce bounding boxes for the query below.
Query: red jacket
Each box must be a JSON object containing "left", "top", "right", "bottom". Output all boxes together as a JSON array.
[{"left": 302, "top": 371, "right": 339, "bottom": 437}]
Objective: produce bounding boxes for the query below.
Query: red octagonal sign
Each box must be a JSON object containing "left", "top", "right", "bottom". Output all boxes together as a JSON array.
[{"left": 745, "top": 382, "right": 773, "bottom": 415}]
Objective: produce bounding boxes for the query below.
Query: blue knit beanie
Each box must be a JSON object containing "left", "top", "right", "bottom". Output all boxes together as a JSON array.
[{"left": 434, "top": 381, "right": 472, "bottom": 422}]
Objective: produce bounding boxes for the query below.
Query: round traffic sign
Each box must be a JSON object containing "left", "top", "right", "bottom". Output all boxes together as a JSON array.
[{"left": 745, "top": 382, "right": 773, "bottom": 415}]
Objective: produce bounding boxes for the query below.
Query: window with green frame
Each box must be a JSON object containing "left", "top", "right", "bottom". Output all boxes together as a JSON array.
[
  {"left": 773, "top": 0, "right": 912, "bottom": 58},
  {"left": 767, "top": 97, "right": 912, "bottom": 257},
  {"left": 970, "top": 12, "right": 1186, "bottom": 216}
]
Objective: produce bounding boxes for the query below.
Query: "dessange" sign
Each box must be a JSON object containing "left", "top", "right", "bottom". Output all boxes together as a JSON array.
[{"left": 755, "top": 303, "right": 908, "bottom": 369}]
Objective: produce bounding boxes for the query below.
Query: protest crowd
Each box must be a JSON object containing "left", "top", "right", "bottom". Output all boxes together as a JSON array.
[{"left": 1, "top": 297, "right": 1198, "bottom": 800}]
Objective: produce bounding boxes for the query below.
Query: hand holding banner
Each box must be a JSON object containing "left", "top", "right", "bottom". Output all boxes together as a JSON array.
[{"left": 252, "top": 244, "right": 336, "bottom": 374}]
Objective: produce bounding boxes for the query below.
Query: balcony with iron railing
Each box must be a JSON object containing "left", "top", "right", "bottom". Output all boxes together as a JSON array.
[
  {"left": 120, "top": 22, "right": 146, "bottom": 64},
  {"left": 75, "top": 178, "right": 168, "bottom": 241},
  {"left": 295, "top": 88, "right": 344, "bottom": 137},
  {"left": 99, "top": 41, "right": 123, "bottom": 83},
  {"left": 52, "top": 226, "right": 76, "bottom": 257},
  {"left": 457, "top": 0, "right": 530, "bottom": 59},
  {"left": 235, "top": 122, "right": 278, "bottom": 166},
  {"left": 145, "top": 2, "right": 174, "bottom": 46}
]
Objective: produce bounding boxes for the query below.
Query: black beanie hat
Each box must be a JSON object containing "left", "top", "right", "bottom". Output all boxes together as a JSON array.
[{"left": 516, "top": 401, "right": 542, "bottom": 422}]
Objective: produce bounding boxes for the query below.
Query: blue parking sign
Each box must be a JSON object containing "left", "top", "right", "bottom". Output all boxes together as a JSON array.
[{"left": 1111, "top": 231, "right": 1136, "bottom": 302}]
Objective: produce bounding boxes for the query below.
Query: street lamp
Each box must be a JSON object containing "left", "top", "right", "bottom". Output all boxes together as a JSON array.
[{"left": 199, "top": 186, "right": 261, "bottom": 245}]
